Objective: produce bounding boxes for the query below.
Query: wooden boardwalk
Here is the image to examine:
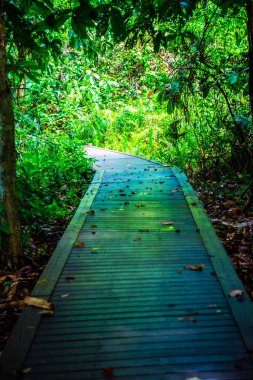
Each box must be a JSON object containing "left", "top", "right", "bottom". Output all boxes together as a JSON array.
[{"left": 1, "top": 147, "right": 253, "bottom": 379}]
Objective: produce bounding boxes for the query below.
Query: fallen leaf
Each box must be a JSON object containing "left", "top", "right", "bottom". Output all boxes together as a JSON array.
[
  {"left": 74, "top": 242, "right": 85, "bottom": 248},
  {"left": 139, "top": 229, "right": 150, "bottom": 232},
  {"left": 0, "top": 275, "right": 17, "bottom": 284},
  {"left": 36, "top": 279, "right": 48, "bottom": 285},
  {"left": 185, "top": 264, "right": 205, "bottom": 271},
  {"left": 191, "top": 202, "right": 198, "bottom": 206},
  {"left": 134, "top": 236, "right": 142, "bottom": 241},
  {"left": 22, "top": 368, "right": 32, "bottom": 375},
  {"left": 208, "top": 304, "right": 218, "bottom": 309},
  {"left": 162, "top": 221, "right": 174, "bottom": 225},
  {"left": 88, "top": 210, "right": 95, "bottom": 215},
  {"left": 229, "top": 289, "right": 244, "bottom": 298},
  {"left": 177, "top": 316, "right": 196, "bottom": 322},
  {"left": 102, "top": 366, "right": 114, "bottom": 377},
  {"left": 24, "top": 296, "right": 53, "bottom": 310},
  {"left": 65, "top": 276, "right": 76, "bottom": 281},
  {"left": 39, "top": 310, "right": 54, "bottom": 316}
]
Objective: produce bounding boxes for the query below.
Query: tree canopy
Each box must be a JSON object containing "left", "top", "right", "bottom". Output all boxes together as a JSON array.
[{"left": 1, "top": 0, "right": 253, "bottom": 269}]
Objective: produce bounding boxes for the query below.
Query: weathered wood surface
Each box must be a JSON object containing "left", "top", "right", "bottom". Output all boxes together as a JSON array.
[{"left": 0, "top": 146, "right": 253, "bottom": 379}]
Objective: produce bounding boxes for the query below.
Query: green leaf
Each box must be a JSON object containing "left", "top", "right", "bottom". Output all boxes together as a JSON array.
[
  {"left": 0, "top": 224, "right": 11, "bottom": 235},
  {"left": 33, "top": 0, "right": 53, "bottom": 17},
  {"left": 19, "top": 0, "right": 33, "bottom": 12},
  {"left": 110, "top": 8, "right": 126, "bottom": 40},
  {"left": 71, "top": 13, "right": 88, "bottom": 38},
  {"left": 46, "top": 10, "right": 71, "bottom": 29},
  {"left": 228, "top": 73, "right": 238, "bottom": 85},
  {"left": 167, "top": 99, "right": 175, "bottom": 115}
]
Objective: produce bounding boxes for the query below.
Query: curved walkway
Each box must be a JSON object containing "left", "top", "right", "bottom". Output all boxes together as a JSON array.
[{"left": 1, "top": 147, "right": 253, "bottom": 379}]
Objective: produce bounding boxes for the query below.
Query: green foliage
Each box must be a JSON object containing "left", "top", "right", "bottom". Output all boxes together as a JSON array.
[
  {"left": 5, "top": 0, "right": 253, "bottom": 232},
  {"left": 16, "top": 116, "right": 93, "bottom": 222}
]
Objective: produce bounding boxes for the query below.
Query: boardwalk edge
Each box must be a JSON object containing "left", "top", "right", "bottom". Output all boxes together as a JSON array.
[
  {"left": 172, "top": 167, "right": 253, "bottom": 353},
  {"left": 0, "top": 169, "right": 104, "bottom": 378}
]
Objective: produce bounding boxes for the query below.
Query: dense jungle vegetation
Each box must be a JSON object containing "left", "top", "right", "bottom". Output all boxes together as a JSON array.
[{"left": 0, "top": 0, "right": 253, "bottom": 342}]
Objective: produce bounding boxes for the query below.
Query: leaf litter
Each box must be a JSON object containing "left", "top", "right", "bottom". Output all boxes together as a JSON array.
[
  {"left": 196, "top": 178, "right": 253, "bottom": 299},
  {"left": 184, "top": 264, "right": 205, "bottom": 271}
]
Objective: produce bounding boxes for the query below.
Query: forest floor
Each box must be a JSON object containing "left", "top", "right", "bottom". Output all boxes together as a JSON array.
[{"left": 0, "top": 177, "right": 252, "bottom": 349}]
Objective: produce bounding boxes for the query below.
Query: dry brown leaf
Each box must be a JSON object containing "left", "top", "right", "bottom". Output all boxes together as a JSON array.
[
  {"left": 162, "top": 221, "right": 174, "bottom": 225},
  {"left": 24, "top": 296, "right": 53, "bottom": 310},
  {"left": 185, "top": 264, "right": 205, "bottom": 271},
  {"left": 88, "top": 210, "right": 95, "bottom": 215},
  {"left": 102, "top": 366, "right": 114, "bottom": 377},
  {"left": 139, "top": 229, "right": 150, "bottom": 232},
  {"left": 0, "top": 275, "right": 17, "bottom": 284},
  {"left": 39, "top": 310, "right": 54, "bottom": 316},
  {"left": 74, "top": 242, "right": 85, "bottom": 248},
  {"left": 134, "top": 236, "right": 142, "bottom": 241}
]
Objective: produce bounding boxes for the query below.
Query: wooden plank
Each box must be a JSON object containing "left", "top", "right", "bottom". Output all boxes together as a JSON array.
[
  {"left": 32, "top": 325, "right": 239, "bottom": 343},
  {"left": 27, "top": 347, "right": 247, "bottom": 368},
  {"left": 29, "top": 330, "right": 244, "bottom": 350},
  {"left": 18, "top": 370, "right": 253, "bottom": 380},
  {"left": 173, "top": 167, "right": 253, "bottom": 352},
  {"left": 27, "top": 339, "right": 245, "bottom": 358},
  {"left": 0, "top": 170, "right": 104, "bottom": 378},
  {"left": 18, "top": 369, "right": 252, "bottom": 380},
  {"left": 18, "top": 356, "right": 253, "bottom": 376}
]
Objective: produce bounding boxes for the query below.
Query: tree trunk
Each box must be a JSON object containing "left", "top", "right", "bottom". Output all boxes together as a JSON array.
[
  {"left": 245, "top": 1, "right": 253, "bottom": 210},
  {"left": 0, "top": 1, "right": 22, "bottom": 269},
  {"left": 247, "top": 1, "right": 253, "bottom": 116}
]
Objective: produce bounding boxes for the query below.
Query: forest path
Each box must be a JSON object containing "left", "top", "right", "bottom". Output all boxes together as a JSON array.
[{"left": 1, "top": 146, "right": 253, "bottom": 379}]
